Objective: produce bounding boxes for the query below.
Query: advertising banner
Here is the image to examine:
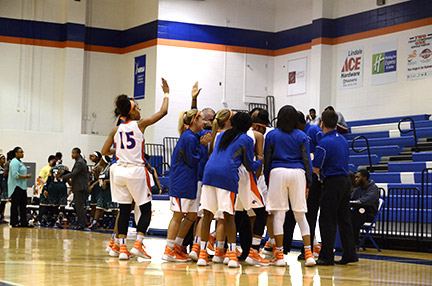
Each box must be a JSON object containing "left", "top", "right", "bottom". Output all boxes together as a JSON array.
[
  {"left": 372, "top": 41, "right": 397, "bottom": 85},
  {"left": 339, "top": 47, "right": 363, "bottom": 89},
  {"left": 407, "top": 33, "right": 432, "bottom": 80},
  {"left": 134, "top": 55, "right": 146, "bottom": 100},
  {"left": 287, "top": 57, "right": 307, "bottom": 95}
]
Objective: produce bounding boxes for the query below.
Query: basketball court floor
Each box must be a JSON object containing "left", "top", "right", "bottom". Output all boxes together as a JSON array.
[{"left": 0, "top": 226, "right": 431, "bottom": 286}]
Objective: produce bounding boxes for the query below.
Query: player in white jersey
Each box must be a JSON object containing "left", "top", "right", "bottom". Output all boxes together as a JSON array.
[{"left": 102, "top": 78, "right": 170, "bottom": 260}]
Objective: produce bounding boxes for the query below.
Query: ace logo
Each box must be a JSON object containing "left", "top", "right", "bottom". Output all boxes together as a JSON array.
[{"left": 341, "top": 56, "right": 361, "bottom": 72}]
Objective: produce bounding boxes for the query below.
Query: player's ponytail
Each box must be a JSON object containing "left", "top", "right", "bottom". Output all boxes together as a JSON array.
[
  {"left": 209, "top": 109, "right": 232, "bottom": 155},
  {"left": 114, "top": 94, "right": 134, "bottom": 121},
  {"left": 178, "top": 109, "right": 200, "bottom": 136},
  {"left": 218, "top": 112, "right": 252, "bottom": 151}
]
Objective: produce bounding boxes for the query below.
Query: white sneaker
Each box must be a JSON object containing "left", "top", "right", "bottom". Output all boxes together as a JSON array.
[{"left": 305, "top": 257, "right": 316, "bottom": 267}]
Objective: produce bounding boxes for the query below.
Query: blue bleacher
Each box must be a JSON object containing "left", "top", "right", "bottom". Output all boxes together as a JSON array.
[
  {"left": 349, "top": 154, "right": 379, "bottom": 166},
  {"left": 377, "top": 183, "right": 432, "bottom": 195},
  {"left": 348, "top": 136, "right": 415, "bottom": 148},
  {"left": 385, "top": 195, "right": 432, "bottom": 209},
  {"left": 388, "top": 161, "right": 432, "bottom": 172},
  {"left": 349, "top": 145, "right": 402, "bottom": 156},
  {"left": 370, "top": 172, "right": 423, "bottom": 184},
  {"left": 347, "top": 114, "right": 430, "bottom": 127},
  {"left": 412, "top": 152, "right": 432, "bottom": 162},
  {"left": 149, "top": 155, "right": 164, "bottom": 175},
  {"left": 344, "top": 127, "right": 432, "bottom": 141}
]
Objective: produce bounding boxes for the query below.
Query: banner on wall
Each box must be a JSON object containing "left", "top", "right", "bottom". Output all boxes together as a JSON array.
[
  {"left": 287, "top": 57, "right": 307, "bottom": 95},
  {"left": 371, "top": 41, "right": 397, "bottom": 86},
  {"left": 134, "top": 55, "right": 146, "bottom": 100},
  {"left": 339, "top": 47, "right": 363, "bottom": 89},
  {"left": 407, "top": 33, "right": 432, "bottom": 81}
]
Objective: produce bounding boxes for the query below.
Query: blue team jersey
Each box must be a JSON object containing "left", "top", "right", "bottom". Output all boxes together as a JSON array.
[
  {"left": 313, "top": 129, "right": 349, "bottom": 178},
  {"left": 304, "top": 123, "right": 323, "bottom": 153},
  {"left": 264, "top": 128, "right": 312, "bottom": 185},
  {"left": 197, "top": 129, "right": 211, "bottom": 181},
  {"left": 169, "top": 129, "right": 201, "bottom": 199},
  {"left": 202, "top": 132, "right": 261, "bottom": 194}
]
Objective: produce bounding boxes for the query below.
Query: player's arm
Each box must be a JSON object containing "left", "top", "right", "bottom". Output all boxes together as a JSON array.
[
  {"left": 101, "top": 126, "right": 118, "bottom": 156},
  {"left": 253, "top": 130, "right": 264, "bottom": 178},
  {"left": 191, "top": 81, "right": 202, "bottom": 109},
  {"left": 138, "top": 78, "right": 169, "bottom": 131}
]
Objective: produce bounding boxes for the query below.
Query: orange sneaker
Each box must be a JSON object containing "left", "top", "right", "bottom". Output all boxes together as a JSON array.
[
  {"left": 197, "top": 249, "right": 210, "bottom": 266},
  {"left": 269, "top": 250, "right": 285, "bottom": 267},
  {"left": 162, "top": 245, "right": 188, "bottom": 262},
  {"left": 207, "top": 233, "right": 215, "bottom": 252},
  {"left": 236, "top": 248, "right": 242, "bottom": 257},
  {"left": 106, "top": 237, "right": 115, "bottom": 253},
  {"left": 261, "top": 241, "right": 274, "bottom": 256},
  {"left": 174, "top": 243, "right": 191, "bottom": 261},
  {"left": 189, "top": 243, "right": 200, "bottom": 261},
  {"left": 109, "top": 242, "right": 120, "bottom": 257},
  {"left": 212, "top": 248, "right": 225, "bottom": 263},
  {"left": 305, "top": 248, "right": 316, "bottom": 267},
  {"left": 130, "top": 240, "right": 151, "bottom": 259},
  {"left": 226, "top": 250, "right": 239, "bottom": 268},
  {"left": 313, "top": 243, "right": 321, "bottom": 257},
  {"left": 119, "top": 244, "right": 131, "bottom": 260},
  {"left": 246, "top": 248, "right": 270, "bottom": 266}
]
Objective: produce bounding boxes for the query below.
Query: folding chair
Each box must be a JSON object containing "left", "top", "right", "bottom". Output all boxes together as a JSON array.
[{"left": 358, "top": 198, "right": 384, "bottom": 252}]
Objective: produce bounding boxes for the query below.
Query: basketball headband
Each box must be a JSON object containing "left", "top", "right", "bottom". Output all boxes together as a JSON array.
[
  {"left": 120, "top": 100, "right": 135, "bottom": 121},
  {"left": 254, "top": 123, "right": 267, "bottom": 128},
  {"left": 227, "top": 110, "right": 233, "bottom": 121},
  {"left": 185, "top": 110, "right": 201, "bottom": 130}
]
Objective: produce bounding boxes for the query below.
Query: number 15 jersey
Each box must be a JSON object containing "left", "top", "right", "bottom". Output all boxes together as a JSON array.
[{"left": 114, "top": 120, "right": 145, "bottom": 165}]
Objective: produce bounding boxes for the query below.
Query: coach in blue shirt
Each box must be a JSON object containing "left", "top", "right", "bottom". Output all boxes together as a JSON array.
[{"left": 312, "top": 109, "right": 358, "bottom": 265}]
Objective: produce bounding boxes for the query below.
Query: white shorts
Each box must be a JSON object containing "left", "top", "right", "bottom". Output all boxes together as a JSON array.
[
  {"left": 197, "top": 181, "right": 204, "bottom": 217},
  {"left": 257, "top": 175, "right": 268, "bottom": 205},
  {"left": 235, "top": 166, "right": 265, "bottom": 211},
  {"left": 200, "top": 185, "right": 237, "bottom": 216},
  {"left": 266, "top": 168, "right": 307, "bottom": 212},
  {"left": 170, "top": 196, "right": 199, "bottom": 213},
  {"left": 111, "top": 163, "right": 152, "bottom": 206}
]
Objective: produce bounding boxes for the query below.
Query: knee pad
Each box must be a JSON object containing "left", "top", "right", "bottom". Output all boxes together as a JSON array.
[
  {"left": 293, "top": 211, "right": 310, "bottom": 237},
  {"left": 272, "top": 210, "right": 285, "bottom": 236},
  {"left": 137, "top": 202, "right": 152, "bottom": 234},
  {"left": 118, "top": 203, "right": 132, "bottom": 235}
]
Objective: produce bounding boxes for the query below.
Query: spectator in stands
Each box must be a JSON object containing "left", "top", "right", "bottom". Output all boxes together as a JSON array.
[
  {"left": 8, "top": 147, "right": 33, "bottom": 227},
  {"left": 144, "top": 154, "right": 162, "bottom": 195},
  {"left": 306, "top": 108, "right": 320, "bottom": 126},
  {"left": 350, "top": 169, "right": 380, "bottom": 247},
  {"left": 324, "top": 106, "right": 348, "bottom": 134},
  {"left": 62, "top": 147, "right": 89, "bottom": 230},
  {"left": 0, "top": 154, "right": 8, "bottom": 224},
  {"left": 313, "top": 110, "right": 357, "bottom": 265}
]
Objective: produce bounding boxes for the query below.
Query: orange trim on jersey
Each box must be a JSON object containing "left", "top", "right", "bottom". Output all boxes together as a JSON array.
[
  {"left": 144, "top": 167, "right": 152, "bottom": 197},
  {"left": 120, "top": 120, "right": 132, "bottom": 124},
  {"left": 230, "top": 192, "right": 236, "bottom": 212},
  {"left": 249, "top": 172, "right": 264, "bottom": 204},
  {"left": 176, "top": 197, "right": 182, "bottom": 212}
]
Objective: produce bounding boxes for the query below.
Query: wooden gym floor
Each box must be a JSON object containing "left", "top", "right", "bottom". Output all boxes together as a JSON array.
[{"left": 0, "top": 225, "right": 431, "bottom": 286}]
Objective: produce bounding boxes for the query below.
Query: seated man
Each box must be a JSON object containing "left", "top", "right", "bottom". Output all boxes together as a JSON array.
[{"left": 350, "top": 169, "right": 380, "bottom": 247}]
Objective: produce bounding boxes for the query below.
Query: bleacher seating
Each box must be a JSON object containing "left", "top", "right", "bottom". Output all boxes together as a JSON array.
[{"left": 346, "top": 114, "right": 432, "bottom": 242}]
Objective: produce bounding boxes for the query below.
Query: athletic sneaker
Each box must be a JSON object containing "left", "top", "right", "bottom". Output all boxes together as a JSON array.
[
  {"left": 197, "top": 249, "right": 210, "bottom": 266},
  {"left": 245, "top": 248, "right": 270, "bottom": 266},
  {"left": 313, "top": 243, "right": 321, "bottom": 258},
  {"left": 226, "top": 250, "right": 239, "bottom": 268},
  {"left": 207, "top": 233, "right": 215, "bottom": 252},
  {"left": 261, "top": 241, "right": 274, "bottom": 256},
  {"left": 106, "top": 237, "right": 115, "bottom": 253},
  {"left": 223, "top": 255, "right": 229, "bottom": 265},
  {"left": 174, "top": 243, "right": 191, "bottom": 261},
  {"left": 212, "top": 248, "right": 225, "bottom": 264},
  {"left": 162, "top": 246, "right": 189, "bottom": 262},
  {"left": 269, "top": 250, "right": 285, "bottom": 267},
  {"left": 119, "top": 244, "right": 131, "bottom": 260},
  {"left": 131, "top": 240, "right": 152, "bottom": 259},
  {"left": 109, "top": 243, "right": 120, "bottom": 257},
  {"left": 305, "top": 248, "right": 316, "bottom": 267},
  {"left": 189, "top": 243, "right": 200, "bottom": 261}
]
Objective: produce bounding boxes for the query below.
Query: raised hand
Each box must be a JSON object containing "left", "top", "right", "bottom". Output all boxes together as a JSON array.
[
  {"left": 191, "top": 81, "right": 202, "bottom": 99},
  {"left": 200, "top": 132, "right": 212, "bottom": 146},
  {"left": 161, "top": 78, "right": 169, "bottom": 94}
]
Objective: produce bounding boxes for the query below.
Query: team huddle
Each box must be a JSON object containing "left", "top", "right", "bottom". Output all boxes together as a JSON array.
[{"left": 102, "top": 78, "right": 357, "bottom": 268}]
